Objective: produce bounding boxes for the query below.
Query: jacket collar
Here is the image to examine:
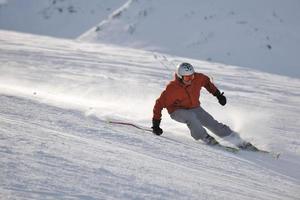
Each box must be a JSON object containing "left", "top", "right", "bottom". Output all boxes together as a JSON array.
[{"left": 174, "top": 74, "right": 189, "bottom": 87}]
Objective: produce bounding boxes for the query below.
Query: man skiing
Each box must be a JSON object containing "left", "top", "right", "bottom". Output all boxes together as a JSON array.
[{"left": 152, "top": 62, "right": 257, "bottom": 150}]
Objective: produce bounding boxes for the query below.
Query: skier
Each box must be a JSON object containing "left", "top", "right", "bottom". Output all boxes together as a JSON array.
[{"left": 152, "top": 62, "right": 257, "bottom": 150}]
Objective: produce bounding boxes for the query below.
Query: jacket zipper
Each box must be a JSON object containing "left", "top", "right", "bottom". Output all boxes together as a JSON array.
[{"left": 184, "top": 86, "right": 193, "bottom": 105}]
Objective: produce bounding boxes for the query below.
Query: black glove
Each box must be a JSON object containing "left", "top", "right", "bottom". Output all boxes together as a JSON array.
[
  {"left": 215, "top": 89, "right": 227, "bottom": 106},
  {"left": 152, "top": 119, "right": 163, "bottom": 135}
]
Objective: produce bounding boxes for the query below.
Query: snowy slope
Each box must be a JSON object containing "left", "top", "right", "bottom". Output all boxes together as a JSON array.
[
  {"left": 79, "top": 0, "right": 300, "bottom": 78},
  {"left": 1, "top": 30, "right": 300, "bottom": 199},
  {"left": 1, "top": 0, "right": 299, "bottom": 78},
  {"left": 0, "top": 0, "right": 126, "bottom": 38}
]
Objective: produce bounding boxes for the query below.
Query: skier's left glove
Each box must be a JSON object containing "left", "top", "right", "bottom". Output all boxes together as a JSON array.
[
  {"left": 215, "top": 89, "right": 227, "bottom": 106},
  {"left": 152, "top": 119, "right": 163, "bottom": 136}
]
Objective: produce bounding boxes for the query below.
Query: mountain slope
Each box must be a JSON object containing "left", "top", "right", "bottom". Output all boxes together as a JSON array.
[
  {"left": 79, "top": 0, "right": 300, "bottom": 78},
  {"left": 0, "top": 30, "right": 300, "bottom": 199},
  {"left": 0, "top": 0, "right": 126, "bottom": 38}
]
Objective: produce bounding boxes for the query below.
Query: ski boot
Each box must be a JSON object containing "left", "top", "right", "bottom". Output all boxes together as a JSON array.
[
  {"left": 203, "top": 135, "right": 219, "bottom": 146},
  {"left": 238, "top": 142, "right": 259, "bottom": 151}
]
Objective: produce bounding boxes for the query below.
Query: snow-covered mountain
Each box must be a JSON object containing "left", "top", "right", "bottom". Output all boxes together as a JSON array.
[
  {"left": 0, "top": 0, "right": 126, "bottom": 38},
  {"left": 1, "top": 0, "right": 299, "bottom": 78},
  {"left": 79, "top": 0, "right": 300, "bottom": 78},
  {"left": 1, "top": 30, "right": 300, "bottom": 199}
]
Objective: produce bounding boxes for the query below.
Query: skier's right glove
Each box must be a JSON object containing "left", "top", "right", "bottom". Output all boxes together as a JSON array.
[{"left": 152, "top": 119, "right": 163, "bottom": 136}]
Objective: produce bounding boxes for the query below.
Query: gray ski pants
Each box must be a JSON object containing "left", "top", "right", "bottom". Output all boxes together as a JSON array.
[{"left": 170, "top": 107, "right": 232, "bottom": 141}]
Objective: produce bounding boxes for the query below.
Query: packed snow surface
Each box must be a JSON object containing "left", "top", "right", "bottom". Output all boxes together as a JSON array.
[{"left": 0, "top": 31, "right": 300, "bottom": 199}]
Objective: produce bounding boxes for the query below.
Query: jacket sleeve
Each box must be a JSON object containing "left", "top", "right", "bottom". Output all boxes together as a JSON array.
[
  {"left": 153, "top": 90, "right": 167, "bottom": 120},
  {"left": 203, "top": 74, "right": 218, "bottom": 95}
]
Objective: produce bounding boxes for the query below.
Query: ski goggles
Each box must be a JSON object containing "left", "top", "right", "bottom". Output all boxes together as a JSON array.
[{"left": 182, "top": 74, "right": 195, "bottom": 82}]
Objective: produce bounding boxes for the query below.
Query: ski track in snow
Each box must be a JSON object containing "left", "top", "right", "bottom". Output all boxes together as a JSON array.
[{"left": 0, "top": 31, "right": 300, "bottom": 199}]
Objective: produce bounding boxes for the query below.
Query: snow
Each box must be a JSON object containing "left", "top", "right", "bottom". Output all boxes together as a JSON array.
[
  {"left": 0, "top": 0, "right": 7, "bottom": 5},
  {"left": 1, "top": 30, "right": 300, "bottom": 199},
  {"left": 0, "top": 0, "right": 126, "bottom": 38},
  {"left": 1, "top": 0, "right": 300, "bottom": 78},
  {"left": 79, "top": 0, "right": 300, "bottom": 78}
]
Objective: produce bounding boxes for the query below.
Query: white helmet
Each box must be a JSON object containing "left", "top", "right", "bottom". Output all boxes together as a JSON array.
[{"left": 176, "top": 62, "right": 195, "bottom": 79}]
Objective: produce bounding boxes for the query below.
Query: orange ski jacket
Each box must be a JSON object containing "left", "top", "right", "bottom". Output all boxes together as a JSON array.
[{"left": 153, "top": 73, "right": 218, "bottom": 120}]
